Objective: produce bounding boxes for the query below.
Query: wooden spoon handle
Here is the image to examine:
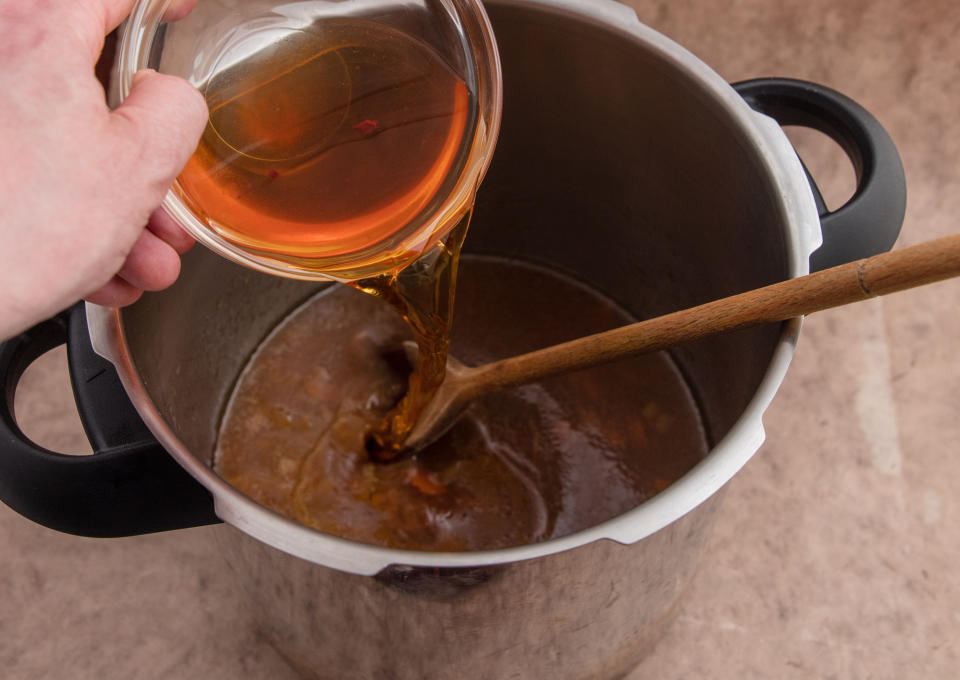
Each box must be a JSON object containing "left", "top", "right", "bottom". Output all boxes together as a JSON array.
[{"left": 467, "top": 233, "right": 960, "bottom": 397}]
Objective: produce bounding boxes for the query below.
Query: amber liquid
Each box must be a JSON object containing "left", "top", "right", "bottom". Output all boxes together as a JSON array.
[
  {"left": 178, "top": 17, "right": 479, "bottom": 451},
  {"left": 177, "top": 18, "right": 474, "bottom": 263}
]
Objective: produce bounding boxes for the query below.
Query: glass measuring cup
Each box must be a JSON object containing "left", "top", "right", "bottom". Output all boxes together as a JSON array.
[{"left": 117, "top": 0, "right": 502, "bottom": 281}]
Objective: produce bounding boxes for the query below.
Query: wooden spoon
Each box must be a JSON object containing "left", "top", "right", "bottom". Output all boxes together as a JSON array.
[{"left": 401, "top": 233, "right": 960, "bottom": 452}]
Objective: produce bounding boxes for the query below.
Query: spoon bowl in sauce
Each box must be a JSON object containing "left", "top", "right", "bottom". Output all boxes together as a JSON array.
[{"left": 398, "top": 233, "right": 960, "bottom": 453}]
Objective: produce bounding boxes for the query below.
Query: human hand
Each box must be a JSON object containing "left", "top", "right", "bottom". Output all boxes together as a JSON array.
[{"left": 0, "top": 0, "right": 208, "bottom": 340}]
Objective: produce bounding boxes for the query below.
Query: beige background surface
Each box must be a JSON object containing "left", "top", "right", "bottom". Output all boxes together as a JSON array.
[{"left": 3, "top": 0, "right": 959, "bottom": 678}]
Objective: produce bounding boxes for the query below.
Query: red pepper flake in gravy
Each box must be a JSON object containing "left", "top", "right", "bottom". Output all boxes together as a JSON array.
[{"left": 353, "top": 119, "right": 379, "bottom": 135}]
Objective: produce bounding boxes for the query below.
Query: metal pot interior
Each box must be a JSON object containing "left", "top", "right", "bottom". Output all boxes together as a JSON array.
[{"left": 119, "top": 0, "right": 791, "bottom": 539}]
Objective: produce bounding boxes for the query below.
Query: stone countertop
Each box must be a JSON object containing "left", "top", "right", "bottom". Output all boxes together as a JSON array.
[{"left": 3, "top": 0, "right": 958, "bottom": 678}]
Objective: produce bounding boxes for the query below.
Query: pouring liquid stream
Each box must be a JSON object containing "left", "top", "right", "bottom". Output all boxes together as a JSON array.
[{"left": 354, "top": 216, "right": 471, "bottom": 459}]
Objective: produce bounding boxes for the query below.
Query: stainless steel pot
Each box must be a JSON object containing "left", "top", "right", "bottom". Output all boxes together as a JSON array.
[{"left": 0, "top": 0, "right": 905, "bottom": 677}]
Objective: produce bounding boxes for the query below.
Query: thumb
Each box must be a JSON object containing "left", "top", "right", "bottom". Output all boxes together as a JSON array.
[{"left": 111, "top": 68, "right": 209, "bottom": 199}]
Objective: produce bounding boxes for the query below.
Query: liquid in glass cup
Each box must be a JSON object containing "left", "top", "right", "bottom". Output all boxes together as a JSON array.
[{"left": 117, "top": 0, "right": 502, "bottom": 281}]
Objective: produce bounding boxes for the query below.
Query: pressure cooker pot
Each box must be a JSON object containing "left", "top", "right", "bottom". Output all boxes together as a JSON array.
[{"left": 0, "top": 0, "right": 905, "bottom": 677}]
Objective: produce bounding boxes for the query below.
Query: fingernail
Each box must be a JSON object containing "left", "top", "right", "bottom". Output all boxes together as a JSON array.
[{"left": 131, "top": 68, "right": 157, "bottom": 87}]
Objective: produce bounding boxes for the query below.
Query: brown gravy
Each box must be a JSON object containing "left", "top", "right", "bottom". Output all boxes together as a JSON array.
[{"left": 214, "top": 256, "right": 708, "bottom": 551}]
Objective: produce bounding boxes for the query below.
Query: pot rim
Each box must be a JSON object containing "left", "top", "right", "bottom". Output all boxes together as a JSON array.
[{"left": 89, "top": 0, "right": 821, "bottom": 575}]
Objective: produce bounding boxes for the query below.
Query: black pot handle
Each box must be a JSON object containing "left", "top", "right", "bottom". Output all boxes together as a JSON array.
[
  {"left": 0, "top": 304, "right": 218, "bottom": 537},
  {"left": 733, "top": 78, "right": 907, "bottom": 271}
]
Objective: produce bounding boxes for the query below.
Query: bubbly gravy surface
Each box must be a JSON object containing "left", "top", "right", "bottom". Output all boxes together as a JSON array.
[{"left": 215, "top": 256, "right": 708, "bottom": 551}]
